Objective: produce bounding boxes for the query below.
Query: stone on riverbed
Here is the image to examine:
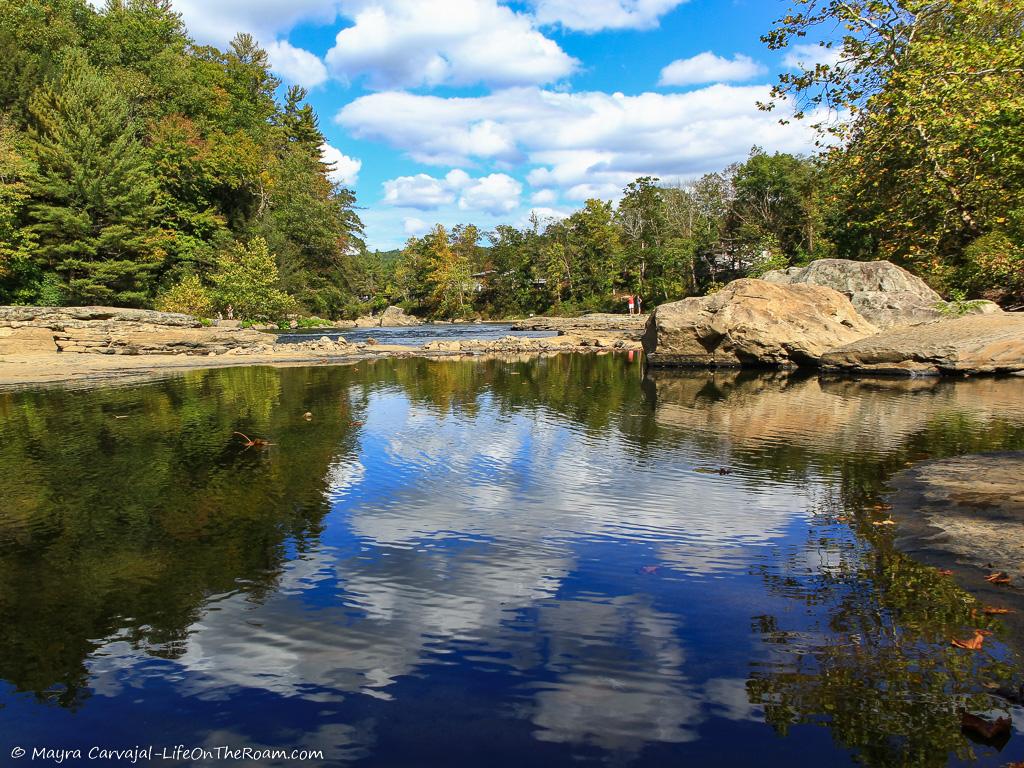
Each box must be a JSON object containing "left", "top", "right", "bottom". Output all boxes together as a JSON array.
[
  {"left": 642, "top": 278, "right": 877, "bottom": 368},
  {"left": 888, "top": 452, "right": 1024, "bottom": 587},
  {"left": 821, "top": 313, "right": 1024, "bottom": 376}
]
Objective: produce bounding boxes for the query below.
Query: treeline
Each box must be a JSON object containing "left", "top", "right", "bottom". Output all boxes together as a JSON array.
[
  {"left": 0, "top": 0, "right": 363, "bottom": 318},
  {"left": 354, "top": 150, "right": 827, "bottom": 318}
]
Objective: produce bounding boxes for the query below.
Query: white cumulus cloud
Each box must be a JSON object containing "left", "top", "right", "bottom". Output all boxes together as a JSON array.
[
  {"left": 458, "top": 174, "right": 523, "bottom": 215},
  {"left": 266, "top": 40, "right": 329, "bottom": 87},
  {"left": 338, "top": 85, "right": 820, "bottom": 199},
  {"left": 383, "top": 170, "right": 521, "bottom": 215},
  {"left": 167, "top": 0, "right": 344, "bottom": 46},
  {"left": 403, "top": 217, "right": 430, "bottom": 236},
  {"left": 529, "top": 0, "right": 688, "bottom": 32},
  {"left": 383, "top": 170, "right": 471, "bottom": 209},
  {"left": 320, "top": 143, "right": 362, "bottom": 186},
  {"left": 659, "top": 52, "right": 765, "bottom": 87},
  {"left": 324, "top": 0, "right": 577, "bottom": 90}
]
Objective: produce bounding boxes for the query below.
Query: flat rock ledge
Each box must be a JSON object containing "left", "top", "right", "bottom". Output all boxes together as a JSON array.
[
  {"left": 887, "top": 453, "right": 1024, "bottom": 633},
  {"left": 512, "top": 313, "right": 649, "bottom": 338},
  {"left": 0, "top": 305, "right": 273, "bottom": 356},
  {"left": 821, "top": 314, "right": 1024, "bottom": 376},
  {"left": 642, "top": 279, "right": 877, "bottom": 368}
]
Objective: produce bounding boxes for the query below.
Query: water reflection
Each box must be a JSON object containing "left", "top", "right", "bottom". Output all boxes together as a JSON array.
[{"left": 0, "top": 358, "right": 1023, "bottom": 766}]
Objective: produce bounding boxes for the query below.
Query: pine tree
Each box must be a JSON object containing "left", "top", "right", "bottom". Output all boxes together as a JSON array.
[{"left": 26, "top": 50, "right": 161, "bottom": 306}]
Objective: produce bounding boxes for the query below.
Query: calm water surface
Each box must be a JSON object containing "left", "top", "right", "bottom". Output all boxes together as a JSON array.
[
  {"left": 275, "top": 321, "right": 551, "bottom": 347},
  {"left": 2, "top": 355, "right": 1024, "bottom": 767}
]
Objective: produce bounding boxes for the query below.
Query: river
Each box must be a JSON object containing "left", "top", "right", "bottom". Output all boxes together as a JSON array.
[
  {"left": 1, "top": 355, "right": 1023, "bottom": 766},
  {"left": 274, "top": 321, "right": 551, "bottom": 347}
]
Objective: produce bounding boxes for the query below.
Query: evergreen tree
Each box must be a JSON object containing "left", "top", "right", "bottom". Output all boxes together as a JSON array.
[{"left": 26, "top": 50, "right": 161, "bottom": 306}]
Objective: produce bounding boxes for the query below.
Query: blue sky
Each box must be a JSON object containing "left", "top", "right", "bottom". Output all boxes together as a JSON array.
[{"left": 163, "top": 0, "right": 834, "bottom": 249}]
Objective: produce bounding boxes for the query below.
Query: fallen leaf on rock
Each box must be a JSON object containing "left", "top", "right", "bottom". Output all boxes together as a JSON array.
[{"left": 987, "top": 572, "right": 1012, "bottom": 585}]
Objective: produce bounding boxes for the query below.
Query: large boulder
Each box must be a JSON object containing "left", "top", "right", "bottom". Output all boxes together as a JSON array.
[
  {"left": 821, "top": 313, "right": 1024, "bottom": 375},
  {"left": 762, "top": 258, "right": 1001, "bottom": 328},
  {"left": 379, "top": 305, "right": 422, "bottom": 327},
  {"left": 643, "top": 278, "right": 877, "bottom": 368}
]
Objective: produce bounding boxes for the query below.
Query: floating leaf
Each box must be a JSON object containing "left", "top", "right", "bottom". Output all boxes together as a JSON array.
[{"left": 951, "top": 630, "right": 986, "bottom": 650}]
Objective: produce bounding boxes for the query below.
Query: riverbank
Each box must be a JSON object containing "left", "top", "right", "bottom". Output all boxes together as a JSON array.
[{"left": 0, "top": 334, "right": 642, "bottom": 388}]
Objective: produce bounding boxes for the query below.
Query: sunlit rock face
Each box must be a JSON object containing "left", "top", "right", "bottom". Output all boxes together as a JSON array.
[
  {"left": 888, "top": 452, "right": 1024, "bottom": 586},
  {"left": 761, "top": 258, "right": 1001, "bottom": 329},
  {"left": 821, "top": 313, "right": 1024, "bottom": 375},
  {"left": 642, "top": 279, "right": 877, "bottom": 368}
]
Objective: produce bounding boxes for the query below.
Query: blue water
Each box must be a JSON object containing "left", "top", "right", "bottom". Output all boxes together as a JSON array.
[
  {"left": 275, "top": 322, "right": 551, "bottom": 347},
  {"left": 1, "top": 357, "right": 1024, "bottom": 766}
]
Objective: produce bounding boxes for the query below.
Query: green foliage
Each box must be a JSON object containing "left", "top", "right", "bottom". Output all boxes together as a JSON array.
[
  {"left": 424, "top": 225, "right": 474, "bottom": 318},
  {"left": 0, "top": 0, "right": 364, "bottom": 316},
  {"left": 26, "top": 49, "right": 161, "bottom": 306},
  {"left": 155, "top": 273, "right": 213, "bottom": 317},
  {"left": 211, "top": 237, "right": 296, "bottom": 321},
  {"left": 765, "top": 0, "right": 1024, "bottom": 304}
]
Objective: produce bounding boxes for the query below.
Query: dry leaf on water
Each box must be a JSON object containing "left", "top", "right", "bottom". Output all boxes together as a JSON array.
[
  {"left": 951, "top": 630, "right": 987, "bottom": 651},
  {"left": 233, "top": 432, "right": 274, "bottom": 448}
]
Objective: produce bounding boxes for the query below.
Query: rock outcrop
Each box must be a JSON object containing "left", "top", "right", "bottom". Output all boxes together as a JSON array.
[
  {"left": 762, "top": 258, "right": 1001, "bottom": 328},
  {"left": 821, "top": 313, "right": 1024, "bottom": 375},
  {"left": 887, "top": 452, "right": 1024, "bottom": 589},
  {"left": 379, "top": 305, "right": 421, "bottom": 326},
  {"left": 353, "top": 306, "right": 423, "bottom": 328},
  {"left": 643, "top": 279, "right": 877, "bottom": 368},
  {"left": 0, "top": 305, "right": 270, "bottom": 356},
  {"left": 512, "top": 313, "right": 648, "bottom": 338}
]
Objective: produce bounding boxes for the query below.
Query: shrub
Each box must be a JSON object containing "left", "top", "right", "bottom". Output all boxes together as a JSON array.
[
  {"left": 210, "top": 237, "right": 297, "bottom": 321},
  {"left": 155, "top": 274, "right": 213, "bottom": 317}
]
